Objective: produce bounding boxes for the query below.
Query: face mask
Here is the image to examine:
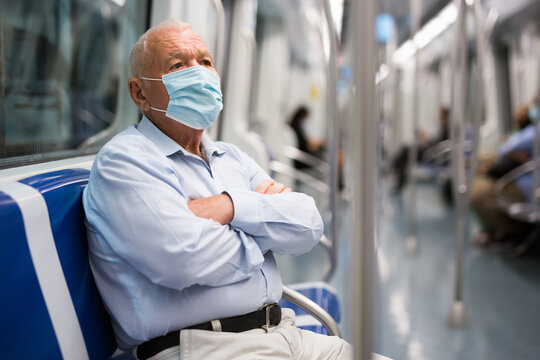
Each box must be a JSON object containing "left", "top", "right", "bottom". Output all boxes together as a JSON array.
[
  {"left": 140, "top": 65, "right": 223, "bottom": 129},
  {"left": 529, "top": 106, "right": 539, "bottom": 123}
]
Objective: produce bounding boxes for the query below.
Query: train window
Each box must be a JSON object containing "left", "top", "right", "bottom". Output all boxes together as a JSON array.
[{"left": 0, "top": 0, "right": 149, "bottom": 168}]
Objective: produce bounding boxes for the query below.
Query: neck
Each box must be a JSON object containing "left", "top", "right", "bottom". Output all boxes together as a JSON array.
[{"left": 147, "top": 113, "right": 204, "bottom": 156}]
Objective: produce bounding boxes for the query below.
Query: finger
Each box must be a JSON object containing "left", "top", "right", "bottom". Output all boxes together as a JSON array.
[
  {"left": 266, "top": 182, "right": 286, "bottom": 194},
  {"left": 255, "top": 179, "right": 275, "bottom": 193},
  {"left": 282, "top": 187, "right": 292, "bottom": 193}
]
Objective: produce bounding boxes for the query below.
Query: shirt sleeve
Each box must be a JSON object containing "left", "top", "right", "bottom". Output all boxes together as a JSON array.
[
  {"left": 84, "top": 148, "right": 265, "bottom": 292},
  {"left": 499, "top": 125, "right": 535, "bottom": 157},
  {"left": 226, "top": 150, "right": 324, "bottom": 256}
]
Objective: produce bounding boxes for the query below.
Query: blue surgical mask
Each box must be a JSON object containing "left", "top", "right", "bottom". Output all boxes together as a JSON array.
[
  {"left": 140, "top": 65, "right": 223, "bottom": 129},
  {"left": 529, "top": 106, "right": 539, "bottom": 123}
]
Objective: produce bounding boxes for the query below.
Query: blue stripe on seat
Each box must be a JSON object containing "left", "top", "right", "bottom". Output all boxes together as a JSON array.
[{"left": 0, "top": 190, "right": 63, "bottom": 359}]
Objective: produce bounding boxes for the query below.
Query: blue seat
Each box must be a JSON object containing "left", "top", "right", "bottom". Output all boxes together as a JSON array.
[
  {"left": 0, "top": 167, "right": 340, "bottom": 359},
  {"left": 279, "top": 282, "right": 341, "bottom": 335},
  {"left": 0, "top": 169, "right": 119, "bottom": 359}
]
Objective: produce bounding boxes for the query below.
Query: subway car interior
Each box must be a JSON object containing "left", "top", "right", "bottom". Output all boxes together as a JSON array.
[{"left": 1, "top": 0, "right": 540, "bottom": 359}]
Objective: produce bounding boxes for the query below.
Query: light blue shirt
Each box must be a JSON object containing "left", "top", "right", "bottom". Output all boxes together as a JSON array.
[
  {"left": 498, "top": 124, "right": 538, "bottom": 157},
  {"left": 82, "top": 117, "right": 323, "bottom": 350},
  {"left": 498, "top": 124, "right": 540, "bottom": 201}
]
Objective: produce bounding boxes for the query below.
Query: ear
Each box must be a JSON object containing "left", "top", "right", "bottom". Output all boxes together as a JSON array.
[{"left": 128, "top": 77, "right": 151, "bottom": 111}]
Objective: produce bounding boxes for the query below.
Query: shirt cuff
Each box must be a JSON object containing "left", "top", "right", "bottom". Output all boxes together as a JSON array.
[{"left": 226, "top": 189, "right": 262, "bottom": 233}]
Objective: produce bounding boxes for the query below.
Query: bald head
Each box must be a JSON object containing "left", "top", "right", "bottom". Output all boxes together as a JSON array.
[{"left": 129, "top": 19, "right": 194, "bottom": 77}]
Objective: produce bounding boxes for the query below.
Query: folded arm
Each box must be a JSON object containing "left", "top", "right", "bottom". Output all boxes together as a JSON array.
[
  {"left": 84, "top": 151, "right": 264, "bottom": 292},
  {"left": 188, "top": 146, "right": 323, "bottom": 256},
  {"left": 227, "top": 186, "right": 323, "bottom": 255},
  {"left": 187, "top": 180, "right": 291, "bottom": 225}
]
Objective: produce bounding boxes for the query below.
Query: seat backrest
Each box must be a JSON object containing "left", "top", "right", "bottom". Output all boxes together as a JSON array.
[{"left": 0, "top": 169, "right": 117, "bottom": 359}]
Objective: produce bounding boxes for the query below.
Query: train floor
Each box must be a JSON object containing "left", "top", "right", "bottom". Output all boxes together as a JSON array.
[
  {"left": 375, "top": 181, "right": 540, "bottom": 360},
  {"left": 276, "top": 180, "right": 540, "bottom": 360}
]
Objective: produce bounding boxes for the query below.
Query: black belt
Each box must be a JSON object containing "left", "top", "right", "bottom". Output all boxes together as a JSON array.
[{"left": 136, "top": 304, "right": 281, "bottom": 360}]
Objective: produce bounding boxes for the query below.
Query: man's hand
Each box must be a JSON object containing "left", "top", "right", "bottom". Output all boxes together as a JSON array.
[
  {"left": 188, "top": 193, "right": 234, "bottom": 225},
  {"left": 505, "top": 150, "right": 530, "bottom": 165},
  {"left": 188, "top": 180, "right": 290, "bottom": 224},
  {"left": 255, "top": 179, "right": 292, "bottom": 194}
]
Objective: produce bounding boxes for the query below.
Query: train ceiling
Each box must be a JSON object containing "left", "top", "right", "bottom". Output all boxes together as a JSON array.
[{"left": 380, "top": 0, "right": 452, "bottom": 44}]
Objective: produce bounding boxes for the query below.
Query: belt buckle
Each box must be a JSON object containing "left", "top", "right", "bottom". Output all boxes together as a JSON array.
[{"left": 261, "top": 304, "right": 275, "bottom": 332}]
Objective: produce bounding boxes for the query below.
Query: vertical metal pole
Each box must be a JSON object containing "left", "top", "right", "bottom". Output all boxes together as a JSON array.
[
  {"left": 350, "top": 0, "right": 376, "bottom": 358},
  {"left": 210, "top": 0, "right": 226, "bottom": 75},
  {"left": 471, "top": 0, "right": 485, "bottom": 168},
  {"left": 322, "top": 0, "right": 339, "bottom": 282},
  {"left": 531, "top": 50, "right": 540, "bottom": 213},
  {"left": 535, "top": 53, "right": 540, "bottom": 211},
  {"left": 448, "top": 0, "right": 468, "bottom": 328},
  {"left": 533, "top": 117, "right": 539, "bottom": 211},
  {"left": 208, "top": 0, "right": 227, "bottom": 141},
  {"left": 0, "top": 0, "right": 5, "bottom": 158},
  {"left": 406, "top": 0, "right": 422, "bottom": 254}
]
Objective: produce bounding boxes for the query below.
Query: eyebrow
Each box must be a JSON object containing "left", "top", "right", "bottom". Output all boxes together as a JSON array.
[
  {"left": 165, "top": 49, "right": 213, "bottom": 60},
  {"left": 199, "top": 50, "right": 213, "bottom": 59}
]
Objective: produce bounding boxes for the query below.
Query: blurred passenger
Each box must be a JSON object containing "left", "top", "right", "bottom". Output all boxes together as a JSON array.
[
  {"left": 391, "top": 107, "right": 450, "bottom": 193},
  {"left": 288, "top": 106, "right": 326, "bottom": 169},
  {"left": 288, "top": 106, "right": 346, "bottom": 190},
  {"left": 83, "top": 19, "right": 351, "bottom": 359},
  {"left": 471, "top": 104, "right": 536, "bottom": 245}
]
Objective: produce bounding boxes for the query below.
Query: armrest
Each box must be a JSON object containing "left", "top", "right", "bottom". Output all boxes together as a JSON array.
[
  {"left": 494, "top": 159, "right": 540, "bottom": 223},
  {"left": 283, "top": 146, "right": 330, "bottom": 176},
  {"left": 421, "top": 139, "right": 452, "bottom": 165},
  {"left": 281, "top": 285, "right": 342, "bottom": 337}
]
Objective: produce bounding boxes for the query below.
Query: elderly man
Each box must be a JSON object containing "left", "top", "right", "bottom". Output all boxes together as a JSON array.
[{"left": 83, "top": 19, "right": 351, "bottom": 359}]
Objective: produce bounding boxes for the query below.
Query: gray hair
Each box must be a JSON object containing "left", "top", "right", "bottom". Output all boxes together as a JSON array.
[{"left": 129, "top": 19, "right": 191, "bottom": 77}]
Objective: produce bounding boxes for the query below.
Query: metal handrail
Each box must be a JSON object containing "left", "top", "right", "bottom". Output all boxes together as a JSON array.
[
  {"left": 421, "top": 139, "right": 453, "bottom": 170},
  {"left": 319, "top": 235, "right": 335, "bottom": 281},
  {"left": 494, "top": 159, "right": 540, "bottom": 223},
  {"left": 269, "top": 160, "right": 329, "bottom": 196},
  {"left": 281, "top": 285, "right": 342, "bottom": 338},
  {"left": 283, "top": 146, "right": 330, "bottom": 176}
]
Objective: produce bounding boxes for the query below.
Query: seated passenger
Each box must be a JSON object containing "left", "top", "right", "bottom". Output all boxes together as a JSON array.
[
  {"left": 288, "top": 105, "right": 326, "bottom": 170},
  {"left": 288, "top": 106, "right": 346, "bottom": 190},
  {"left": 471, "top": 103, "right": 537, "bottom": 245},
  {"left": 83, "top": 19, "right": 352, "bottom": 359},
  {"left": 391, "top": 106, "right": 450, "bottom": 193}
]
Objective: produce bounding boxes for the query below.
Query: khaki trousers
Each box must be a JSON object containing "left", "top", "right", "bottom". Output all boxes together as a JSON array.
[
  {"left": 143, "top": 308, "right": 352, "bottom": 360},
  {"left": 470, "top": 175, "right": 527, "bottom": 235}
]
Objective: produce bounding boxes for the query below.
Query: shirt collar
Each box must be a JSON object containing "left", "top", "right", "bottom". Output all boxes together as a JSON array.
[
  {"left": 201, "top": 134, "right": 226, "bottom": 157},
  {"left": 136, "top": 116, "right": 226, "bottom": 157}
]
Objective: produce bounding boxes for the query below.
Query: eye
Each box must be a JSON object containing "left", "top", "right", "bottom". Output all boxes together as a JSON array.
[
  {"left": 201, "top": 59, "right": 213, "bottom": 67},
  {"left": 169, "top": 62, "right": 183, "bottom": 71}
]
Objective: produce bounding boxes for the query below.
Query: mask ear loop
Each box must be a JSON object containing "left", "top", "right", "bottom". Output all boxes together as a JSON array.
[
  {"left": 138, "top": 77, "right": 167, "bottom": 113},
  {"left": 139, "top": 76, "right": 162, "bottom": 81}
]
